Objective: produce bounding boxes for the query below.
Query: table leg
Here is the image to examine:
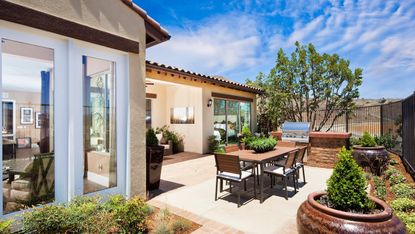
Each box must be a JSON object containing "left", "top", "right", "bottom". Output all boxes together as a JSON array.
[{"left": 260, "top": 162, "right": 264, "bottom": 203}]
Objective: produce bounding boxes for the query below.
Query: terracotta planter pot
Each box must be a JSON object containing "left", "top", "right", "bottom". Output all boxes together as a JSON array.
[
  {"left": 146, "top": 145, "right": 165, "bottom": 191},
  {"left": 297, "top": 191, "right": 406, "bottom": 234},
  {"left": 352, "top": 145, "right": 389, "bottom": 175}
]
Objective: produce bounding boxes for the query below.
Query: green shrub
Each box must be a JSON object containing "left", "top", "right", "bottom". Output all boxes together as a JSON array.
[
  {"left": 385, "top": 166, "right": 400, "bottom": 179},
  {"left": 241, "top": 125, "right": 252, "bottom": 138},
  {"left": 249, "top": 136, "right": 277, "bottom": 153},
  {"left": 0, "top": 220, "right": 12, "bottom": 234},
  {"left": 389, "top": 159, "right": 399, "bottom": 165},
  {"left": 359, "top": 132, "right": 377, "bottom": 147},
  {"left": 390, "top": 172, "right": 406, "bottom": 185},
  {"left": 208, "top": 135, "right": 220, "bottom": 153},
  {"left": 146, "top": 128, "right": 159, "bottom": 147},
  {"left": 391, "top": 183, "right": 415, "bottom": 199},
  {"left": 21, "top": 195, "right": 151, "bottom": 234},
  {"left": 374, "top": 132, "right": 397, "bottom": 150},
  {"left": 350, "top": 136, "right": 361, "bottom": 146},
  {"left": 327, "top": 147, "right": 374, "bottom": 212},
  {"left": 391, "top": 198, "right": 415, "bottom": 212},
  {"left": 241, "top": 136, "right": 257, "bottom": 149},
  {"left": 395, "top": 211, "right": 415, "bottom": 234},
  {"left": 171, "top": 218, "right": 191, "bottom": 233},
  {"left": 373, "top": 176, "right": 386, "bottom": 200}
]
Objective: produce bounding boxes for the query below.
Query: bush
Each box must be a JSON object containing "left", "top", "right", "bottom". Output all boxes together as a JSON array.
[
  {"left": 391, "top": 183, "right": 415, "bottom": 199},
  {"left": 208, "top": 135, "right": 220, "bottom": 153},
  {"left": 385, "top": 166, "right": 400, "bottom": 179},
  {"left": 389, "top": 159, "right": 399, "bottom": 165},
  {"left": 146, "top": 128, "right": 159, "bottom": 147},
  {"left": 0, "top": 220, "right": 12, "bottom": 234},
  {"left": 391, "top": 198, "right": 415, "bottom": 212},
  {"left": 171, "top": 218, "right": 191, "bottom": 233},
  {"left": 249, "top": 136, "right": 277, "bottom": 153},
  {"left": 21, "top": 195, "right": 151, "bottom": 233},
  {"left": 374, "top": 132, "right": 397, "bottom": 150},
  {"left": 390, "top": 172, "right": 406, "bottom": 185},
  {"left": 241, "top": 136, "right": 257, "bottom": 149},
  {"left": 241, "top": 125, "right": 252, "bottom": 138},
  {"left": 327, "top": 147, "right": 374, "bottom": 212},
  {"left": 359, "top": 132, "right": 377, "bottom": 147},
  {"left": 373, "top": 176, "right": 386, "bottom": 200},
  {"left": 395, "top": 211, "right": 415, "bottom": 234}
]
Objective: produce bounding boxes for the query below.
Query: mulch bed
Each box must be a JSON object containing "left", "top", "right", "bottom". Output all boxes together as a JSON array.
[{"left": 147, "top": 207, "right": 201, "bottom": 234}]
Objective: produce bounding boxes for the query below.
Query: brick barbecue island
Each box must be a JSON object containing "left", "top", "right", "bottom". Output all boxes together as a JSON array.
[{"left": 271, "top": 131, "right": 352, "bottom": 168}]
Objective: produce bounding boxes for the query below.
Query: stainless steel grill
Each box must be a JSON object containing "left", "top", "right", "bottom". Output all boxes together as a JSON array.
[{"left": 281, "top": 122, "right": 311, "bottom": 143}]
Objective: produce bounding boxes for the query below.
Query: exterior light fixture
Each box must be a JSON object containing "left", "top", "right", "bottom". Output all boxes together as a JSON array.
[{"left": 207, "top": 98, "right": 213, "bottom": 107}]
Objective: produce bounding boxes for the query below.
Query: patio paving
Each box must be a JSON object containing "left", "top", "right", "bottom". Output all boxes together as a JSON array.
[{"left": 148, "top": 155, "right": 333, "bottom": 234}]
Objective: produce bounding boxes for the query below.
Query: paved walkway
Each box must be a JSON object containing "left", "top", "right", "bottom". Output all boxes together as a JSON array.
[{"left": 149, "top": 155, "right": 333, "bottom": 234}]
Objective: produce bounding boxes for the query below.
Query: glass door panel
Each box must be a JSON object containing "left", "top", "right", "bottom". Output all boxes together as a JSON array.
[
  {"left": 213, "top": 99, "right": 226, "bottom": 145},
  {"left": 240, "top": 102, "right": 251, "bottom": 131},
  {"left": 226, "top": 100, "right": 240, "bottom": 145},
  {"left": 83, "top": 56, "right": 116, "bottom": 194},
  {"left": 1, "top": 39, "right": 55, "bottom": 214}
]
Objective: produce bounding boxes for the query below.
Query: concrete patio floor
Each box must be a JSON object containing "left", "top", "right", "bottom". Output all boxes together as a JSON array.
[{"left": 148, "top": 155, "right": 333, "bottom": 234}]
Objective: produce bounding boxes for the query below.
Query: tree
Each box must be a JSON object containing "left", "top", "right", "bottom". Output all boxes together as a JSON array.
[{"left": 248, "top": 42, "right": 362, "bottom": 132}]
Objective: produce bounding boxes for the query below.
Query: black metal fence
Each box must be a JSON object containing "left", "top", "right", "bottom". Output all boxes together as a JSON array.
[{"left": 402, "top": 93, "right": 415, "bottom": 177}]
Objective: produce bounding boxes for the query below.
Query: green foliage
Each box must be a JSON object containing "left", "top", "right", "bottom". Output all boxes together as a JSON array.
[
  {"left": 21, "top": 195, "right": 151, "bottom": 233},
  {"left": 373, "top": 176, "right": 387, "bottom": 200},
  {"left": 359, "top": 132, "right": 377, "bottom": 147},
  {"left": 350, "top": 137, "right": 361, "bottom": 146},
  {"left": 171, "top": 218, "right": 191, "bottom": 233},
  {"left": 241, "top": 136, "right": 257, "bottom": 149},
  {"left": 146, "top": 128, "right": 159, "bottom": 147},
  {"left": 390, "top": 172, "right": 406, "bottom": 185},
  {"left": 391, "top": 198, "right": 415, "bottom": 212},
  {"left": 246, "top": 41, "right": 362, "bottom": 132},
  {"left": 396, "top": 212, "right": 415, "bottom": 234},
  {"left": 156, "top": 125, "right": 184, "bottom": 153},
  {"left": 249, "top": 137, "right": 277, "bottom": 153},
  {"left": 389, "top": 159, "right": 399, "bottom": 165},
  {"left": 208, "top": 135, "right": 220, "bottom": 153},
  {"left": 0, "top": 220, "right": 12, "bottom": 234},
  {"left": 241, "top": 125, "right": 252, "bottom": 138},
  {"left": 327, "top": 147, "right": 374, "bottom": 212},
  {"left": 385, "top": 166, "right": 400, "bottom": 179},
  {"left": 374, "top": 132, "right": 397, "bottom": 150},
  {"left": 391, "top": 183, "right": 415, "bottom": 199}
]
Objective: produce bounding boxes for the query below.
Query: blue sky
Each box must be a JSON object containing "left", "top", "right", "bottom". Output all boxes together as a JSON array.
[{"left": 135, "top": 0, "right": 415, "bottom": 99}]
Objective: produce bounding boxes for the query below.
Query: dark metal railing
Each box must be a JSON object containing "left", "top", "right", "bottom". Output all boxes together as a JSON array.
[{"left": 402, "top": 93, "right": 415, "bottom": 177}]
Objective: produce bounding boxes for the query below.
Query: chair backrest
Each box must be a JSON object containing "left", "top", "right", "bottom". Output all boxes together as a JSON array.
[
  {"left": 284, "top": 150, "right": 298, "bottom": 169},
  {"left": 30, "top": 153, "right": 54, "bottom": 197},
  {"left": 224, "top": 144, "right": 240, "bottom": 153},
  {"left": 277, "top": 141, "right": 296, "bottom": 147},
  {"left": 297, "top": 146, "right": 307, "bottom": 163},
  {"left": 214, "top": 153, "right": 241, "bottom": 175}
]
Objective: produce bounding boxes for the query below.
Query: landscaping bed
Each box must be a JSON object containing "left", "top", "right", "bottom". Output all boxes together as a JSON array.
[
  {"left": 147, "top": 208, "right": 201, "bottom": 234},
  {"left": 368, "top": 153, "right": 415, "bottom": 233}
]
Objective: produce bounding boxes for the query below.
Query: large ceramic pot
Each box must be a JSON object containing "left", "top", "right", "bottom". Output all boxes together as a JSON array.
[
  {"left": 146, "top": 145, "right": 165, "bottom": 190},
  {"left": 352, "top": 145, "right": 389, "bottom": 175},
  {"left": 297, "top": 191, "right": 406, "bottom": 234}
]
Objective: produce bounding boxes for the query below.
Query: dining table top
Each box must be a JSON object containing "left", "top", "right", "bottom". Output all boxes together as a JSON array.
[{"left": 226, "top": 146, "right": 298, "bottom": 163}]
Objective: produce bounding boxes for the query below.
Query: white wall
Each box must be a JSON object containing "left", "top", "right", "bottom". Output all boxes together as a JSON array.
[{"left": 146, "top": 85, "right": 167, "bottom": 129}]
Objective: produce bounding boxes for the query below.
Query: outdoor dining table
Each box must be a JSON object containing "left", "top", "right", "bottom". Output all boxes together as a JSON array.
[{"left": 227, "top": 146, "right": 298, "bottom": 203}]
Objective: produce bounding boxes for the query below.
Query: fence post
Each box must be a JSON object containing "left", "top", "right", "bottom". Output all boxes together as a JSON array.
[
  {"left": 345, "top": 111, "right": 349, "bottom": 133},
  {"left": 380, "top": 104, "right": 384, "bottom": 136}
]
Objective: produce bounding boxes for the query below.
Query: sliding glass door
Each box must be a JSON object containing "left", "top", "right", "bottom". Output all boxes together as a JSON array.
[{"left": 213, "top": 98, "right": 251, "bottom": 145}]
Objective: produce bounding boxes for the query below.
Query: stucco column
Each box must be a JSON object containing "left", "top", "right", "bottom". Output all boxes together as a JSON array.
[{"left": 128, "top": 52, "right": 146, "bottom": 197}]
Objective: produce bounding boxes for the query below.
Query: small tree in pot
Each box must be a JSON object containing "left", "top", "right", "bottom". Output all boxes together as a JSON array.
[
  {"left": 297, "top": 148, "right": 406, "bottom": 233},
  {"left": 352, "top": 132, "right": 389, "bottom": 175},
  {"left": 146, "top": 128, "right": 165, "bottom": 191}
]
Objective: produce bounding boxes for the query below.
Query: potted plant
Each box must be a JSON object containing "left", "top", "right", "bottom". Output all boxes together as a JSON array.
[
  {"left": 249, "top": 137, "right": 277, "bottom": 153},
  {"left": 297, "top": 148, "right": 405, "bottom": 233},
  {"left": 352, "top": 132, "right": 389, "bottom": 175},
  {"left": 146, "top": 128, "right": 165, "bottom": 190},
  {"left": 239, "top": 125, "right": 252, "bottom": 150}
]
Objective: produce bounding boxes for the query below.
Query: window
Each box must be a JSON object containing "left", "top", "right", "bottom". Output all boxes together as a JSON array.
[
  {"left": 2, "top": 39, "right": 55, "bottom": 214},
  {"left": 83, "top": 56, "right": 116, "bottom": 194},
  {"left": 213, "top": 98, "right": 251, "bottom": 145}
]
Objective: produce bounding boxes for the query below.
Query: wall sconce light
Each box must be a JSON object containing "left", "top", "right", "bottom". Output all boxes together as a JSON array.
[{"left": 207, "top": 98, "right": 213, "bottom": 107}]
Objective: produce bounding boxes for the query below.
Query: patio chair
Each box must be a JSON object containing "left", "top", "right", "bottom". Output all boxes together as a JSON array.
[
  {"left": 224, "top": 145, "right": 258, "bottom": 183},
  {"left": 214, "top": 153, "right": 256, "bottom": 207},
  {"left": 263, "top": 149, "right": 298, "bottom": 200},
  {"left": 295, "top": 146, "right": 307, "bottom": 184}
]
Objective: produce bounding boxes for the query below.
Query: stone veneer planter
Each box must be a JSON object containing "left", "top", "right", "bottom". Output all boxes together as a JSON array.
[
  {"left": 297, "top": 191, "right": 406, "bottom": 234},
  {"left": 271, "top": 131, "right": 351, "bottom": 168}
]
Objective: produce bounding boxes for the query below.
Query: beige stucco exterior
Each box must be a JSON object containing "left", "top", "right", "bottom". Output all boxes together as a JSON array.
[
  {"left": 5, "top": 0, "right": 148, "bottom": 197},
  {"left": 146, "top": 68, "right": 258, "bottom": 154}
]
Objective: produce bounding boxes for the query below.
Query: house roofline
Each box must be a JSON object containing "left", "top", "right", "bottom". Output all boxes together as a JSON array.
[{"left": 146, "top": 61, "right": 264, "bottom": 95}]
